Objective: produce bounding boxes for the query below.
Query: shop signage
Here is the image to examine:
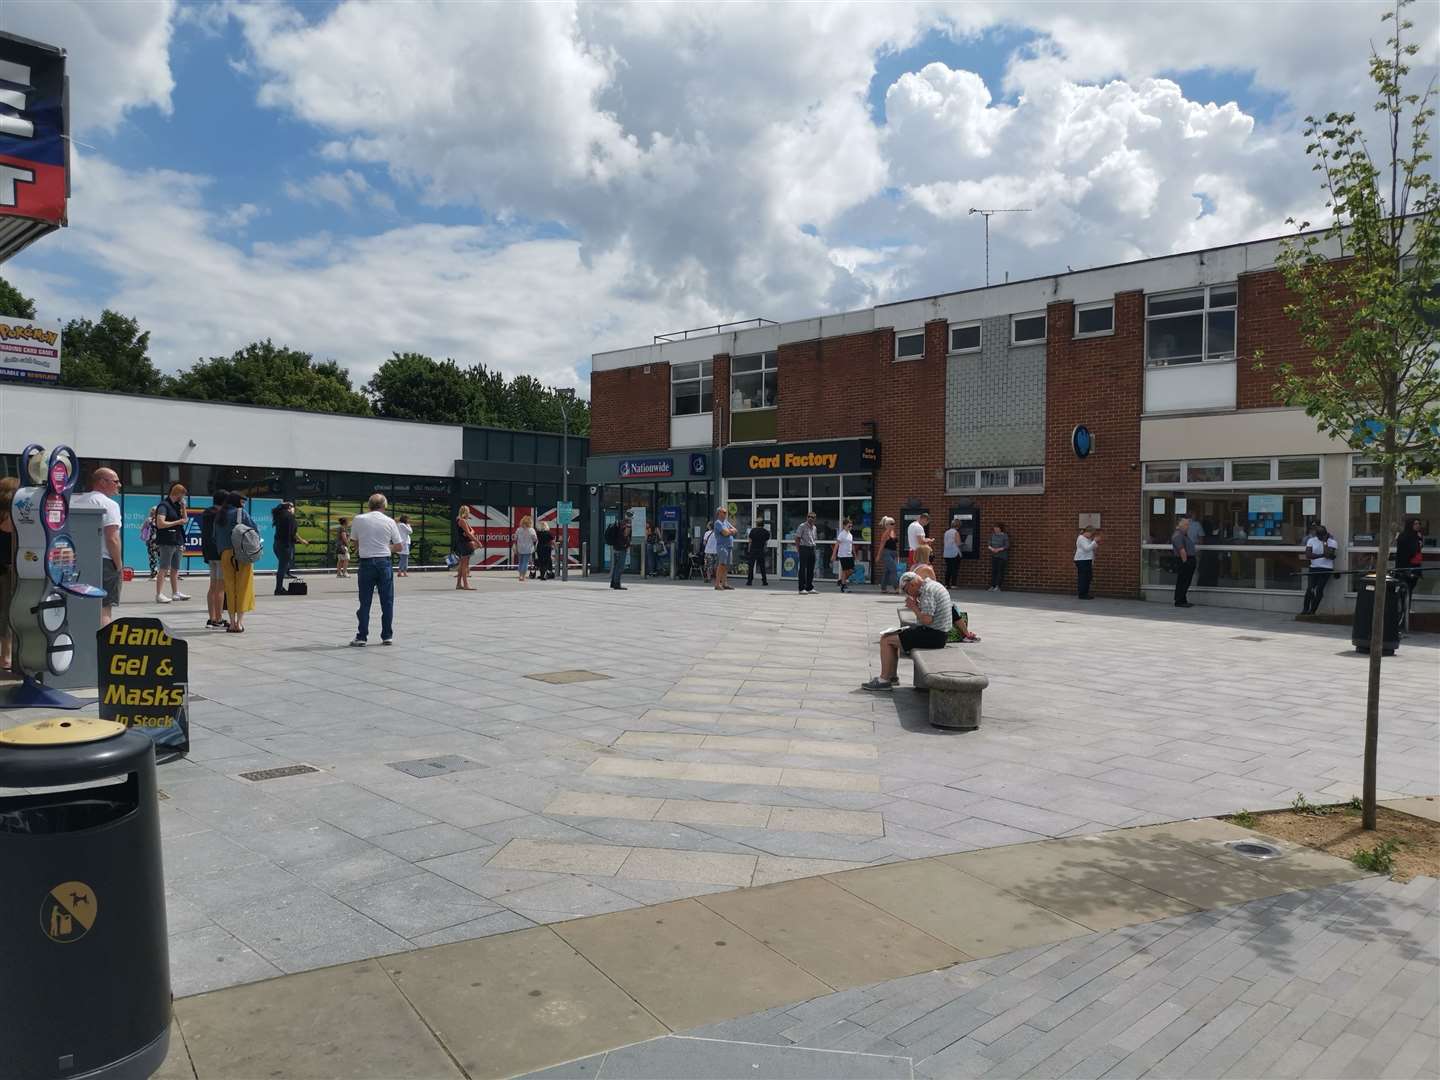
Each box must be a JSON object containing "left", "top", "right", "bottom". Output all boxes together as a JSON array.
[
  {"left": 555, "top": 501, "right": 575, "bottom": 524},
  {"left": 660, "top": 506, "right": 680, "bottom": 523},
  {"left": 96, "top": 617, "right": 190, "bottom": 754},
  {"left": 619, "top": 457, "right": 673, "bottom": 479},
  {"left": 689, "top": 453, "right": 708, "bottom": 476},
  {"left": 1071, "top": 425, "right": 1093, "bottom": 459},
  {"left": 0, "top": 318, "right": 62, "bottom": 383},
  {"left": 722, "top": 439, "right": 880, "bottom": 477}
]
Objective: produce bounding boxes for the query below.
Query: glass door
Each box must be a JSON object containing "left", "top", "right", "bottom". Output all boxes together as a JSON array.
[{"left": 753, "top": 502, "right": 779, "bottom": 576}]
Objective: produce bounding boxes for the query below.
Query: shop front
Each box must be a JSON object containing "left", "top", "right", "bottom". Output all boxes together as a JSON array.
[
  {"left": 586, "top": 451, "right": 717, "bottom": 575},
  {"left": 721, "top": 439, "right": 880, "bottom": 583}
]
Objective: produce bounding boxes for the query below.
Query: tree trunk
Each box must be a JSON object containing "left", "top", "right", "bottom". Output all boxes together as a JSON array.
[{"left": 1362, "top": 462, "right": 1398, "bottom": 830}]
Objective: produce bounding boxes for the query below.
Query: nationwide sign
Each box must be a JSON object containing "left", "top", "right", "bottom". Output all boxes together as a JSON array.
[
  {"left": 0, "top": 317, "right": 61, "bottom": 382},
  {"left": 0, "top": 33, "right": 68, "bottom": 229},
  {"left": 722, "top": 439, "right": 881, "bottom": 477},
  {"left": 618, "top": 457, "right": 673, "bottom": 479}
]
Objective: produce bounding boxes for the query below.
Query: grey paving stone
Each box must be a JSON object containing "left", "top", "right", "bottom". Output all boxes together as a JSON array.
[
  {"left": 369, "top": 821, "right": 495, "bottom": 862},
  {"left": 335, "top": 871, "right": 502, "bottom": 938},
  {"left": 595, "top": 1036, "right": 913, "bottom": 1079}
]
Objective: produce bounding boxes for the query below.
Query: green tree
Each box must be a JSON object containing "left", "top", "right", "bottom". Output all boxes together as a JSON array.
[
  {"left": 59, "top": 310, "right": 166, "bottom": 394},
  {"left": 366, "top": 352, "right": 494, "bottom": 424},
  {"left": 0, "top": 275, "right": 37, "bottom": 319},
  {"left": 169, "top": 340, "right": 371, "bottom": 416},
  {"left": 1265, "top": 0, "right": 1438, "bottom": 829}
]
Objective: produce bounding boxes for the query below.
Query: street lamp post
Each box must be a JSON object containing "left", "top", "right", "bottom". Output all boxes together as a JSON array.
[{"left": 558, "top": 389, "right": 574, "bottom": 582}]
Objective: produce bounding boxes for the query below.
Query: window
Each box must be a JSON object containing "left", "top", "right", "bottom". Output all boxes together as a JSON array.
[
  {"left": 1012, "top": 313, "right": 1046, "bottom": 345},
  {"left": 1075, "top": 302, "right": 1114, "bottom": 337},
  {"left": 946, "top": 466, "right": 1044, "bottom": 493},
  {"left": 1230, "top": 460, "right": 1273, "bottom": 482},
  {"left": 1144, "top": 462, "right": 1181, "bottom": 484},
  {"left": 1277, "top": 457, "right": 1320, "bottom": 481},
  {"left": 671, "top": 360, "right": 713, "bottom": 416},
  {"left": 1145, "top": 284, "right": 1237, "bottom": 366},
  {"left": 949, "top": 322, "right": 981, "bottom": 353},
  {"left": 730, "top": 352, "right": 777, "bottom": 411},
  {"left": 1143, "top": 489, "right": 1318, "bottom": 545},
  {"left": 1184, "top": 461, "right": 1225, "bottom": 483},
  {"left": 896, "top": 330, "right": 925, "bottom": 361}
]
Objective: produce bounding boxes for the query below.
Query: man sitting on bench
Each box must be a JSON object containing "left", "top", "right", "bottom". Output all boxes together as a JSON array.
[{"left": 862, "top": 571, "right": 952, "bottom": 691}]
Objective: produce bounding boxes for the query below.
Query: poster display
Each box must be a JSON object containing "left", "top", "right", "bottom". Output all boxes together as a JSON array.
[
  {"left": 0, "top": 318, "right": 61, "bottom": 383},
  {"left": 97, "top": 617, "right": 189, "bottom": 754},
  {"left": 1246, "top": 494, "right": 1286, "bottom": 539},
  {"left": 457, "top": 504, "right": 579, "bottom": 569}
]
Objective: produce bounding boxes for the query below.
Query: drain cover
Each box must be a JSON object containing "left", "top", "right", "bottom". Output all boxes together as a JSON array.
[
  {"left": 1232, "top": 635, "right": 1267, "bottom": 642},
  {"left": 239, "top": 764, "right": 320, "bottom": 782},
  {"left": 525, "top": 670, "right": 611, "bottom": 684},
  {"left": 1226, "top": 840, "right": 1283, "bottom": 860},
  {"left": 387, "top": 755, "right": 482, "bottom": 778}
]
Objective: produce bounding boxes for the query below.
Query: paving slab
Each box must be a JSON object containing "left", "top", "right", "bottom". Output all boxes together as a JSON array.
[
  {"left": 381, "top": 927, "right": 665, "bottom": 1079},
  {"left": 699, "top": 876, "right": 967, "bottom": 988},
  {"left": 827, "top": 857, "right": 1090, "bottom": 957},
  {"left": 1383, "top": 796, "right": 1440, "bottom": 823},
  {"left": 175, "top": 959, "right": 463, "bottom": 1078},
  {"left": 552, "top": 899, "right": 832, "bottom": 1030},
  {"left": 580, "top": 1035, "right": 913, "bottom": 1079}
]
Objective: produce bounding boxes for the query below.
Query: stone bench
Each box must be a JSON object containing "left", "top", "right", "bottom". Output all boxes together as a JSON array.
[{"left": 911, "top": 647, "right": 988, "bottom": 731}]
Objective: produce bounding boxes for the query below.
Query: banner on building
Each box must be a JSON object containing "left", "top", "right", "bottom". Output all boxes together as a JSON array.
[
  {"left": 457, "top": 504, "right": 580, "bottom": 568},
  {"left": 0, "top": 317, "right": 61, "bottom": 383},
  {"left": 0, "top": 32, "right": 69, "bottom": 249}
]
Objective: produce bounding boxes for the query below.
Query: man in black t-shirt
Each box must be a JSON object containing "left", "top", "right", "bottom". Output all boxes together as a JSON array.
[
  {"left": 746, "top": 522, "right": 770, "bottom": 586},
  {"left": 154, "top": 483, "right": 191, "bottom": 605}
]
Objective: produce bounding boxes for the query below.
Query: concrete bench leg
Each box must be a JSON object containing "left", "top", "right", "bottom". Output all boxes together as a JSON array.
[{"left": 927, "top": 677, "right": 987, "bottom": 731}]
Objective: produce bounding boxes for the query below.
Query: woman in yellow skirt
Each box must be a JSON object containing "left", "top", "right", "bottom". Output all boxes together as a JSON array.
[{"left": 215, "top": 491, "right": 257, "bottom": 633}]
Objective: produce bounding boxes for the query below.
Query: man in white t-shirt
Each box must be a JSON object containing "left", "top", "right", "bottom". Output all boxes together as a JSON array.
[
  {"left": 834, "top": 517, "right": 855, "bottom": 593},
  {"left": 349, "top": 493, "right": 403, "bottom": 646},
  {"left": 70, "top": 467, "right": 124, "bottom": 626},
  {"left": 1302, "top": 524, "right": 1338, "bottom": 616},
  {"left": 907, "top": 513, "right": 931, "bottom": 568}
]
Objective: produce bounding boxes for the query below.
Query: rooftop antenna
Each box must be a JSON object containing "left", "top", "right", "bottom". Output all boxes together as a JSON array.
[{"left": 968, "top": 207, "right": 1032, "bottom": 286}]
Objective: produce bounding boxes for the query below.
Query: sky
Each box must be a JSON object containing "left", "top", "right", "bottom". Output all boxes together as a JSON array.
[{"left": 1, "top": 0, "right": 1435, "bottom": 397}]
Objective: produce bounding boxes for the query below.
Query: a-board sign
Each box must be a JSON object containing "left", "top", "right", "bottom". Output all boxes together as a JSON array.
[{"left": 96, "top": 618, "right": 189, "bottom": 754}]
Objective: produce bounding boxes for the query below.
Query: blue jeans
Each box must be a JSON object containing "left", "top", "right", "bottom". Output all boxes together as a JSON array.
[
  {"left": 610, "top": 547, "right": 627, "bottom": 587},
  {"left": 398, "top": 552, "right": 409, "bottom": 573},
  {"left": 517, "top": 552, "right": 532, "bottom": 576},
  {"left": 274, "top": 546, "right": 294, "bottom": 593},
  {"left": 881, "top": 550, "right": 899, "bottom": 590},
  {"left": 357, "top": 557, "right": 394, "bottom": 641}
]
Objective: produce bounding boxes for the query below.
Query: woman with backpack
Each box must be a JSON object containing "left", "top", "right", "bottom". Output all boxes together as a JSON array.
[{"left": 215, "top": 491, "right": 258, "bottom": 634}]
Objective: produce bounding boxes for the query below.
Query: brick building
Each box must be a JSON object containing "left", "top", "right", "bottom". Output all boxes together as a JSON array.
[{"left": 586, "top": 233, "right": 1437, "bottom": 613}]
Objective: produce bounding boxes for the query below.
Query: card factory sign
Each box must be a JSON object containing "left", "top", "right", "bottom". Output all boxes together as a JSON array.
[{"left": 722, "top": 439, "right": 880, "bottom": 477}]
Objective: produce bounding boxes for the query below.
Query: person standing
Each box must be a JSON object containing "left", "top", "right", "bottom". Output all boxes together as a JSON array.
[
  {"left": 712, "top": 506, "right": 737, "bottom": 590},
  {"left": 1172, "top": 514, "right": 1196, "bottom": 608},
  {"left": 349, "top": 493, "right": 403, "bottom": 646},
  {"left": 71, "top": 468, "right": 124, "bottom": 627},
  {"left": 606, "top": 516, "right": 630, "bottom": 589},
  {"left": 795, "top": 511, "right": 818, "bottom": 594},
  {"left": 1302, "top": 524, "right": 1338, "bottom": 615},
  {"left": 215, "top": 492, "right": 257, "bottom": 633},
  {"left": 835, "top": 517, "right": 855, "bottom": 593},
  {"left": 454, "top": 508, "right": 477, "bottom": 590},
  {"left": 334, "top": 517, "right": 352, "bottom": 578},
  {"left": 1395, "top": 517, "right": 1425, "bottom": 596},
  {"left": 143, "top": 505, "right": 159, "bottom": 582},
  {"left": 907, "top": 513, "right": 932, "bottom": 568},
  {"left": 988, "top": 523, "right": 1010, "bottom": 592},
  {"left": 1074, "top": 526, "right": 1099, "bottom": 600},
  {"left": 942, "top": 516, "right": 962, "bottom": 587},
  {"left": 153, "top": 483, "right": 191, "bottom": 605},
  {"left": 0, "top": 476, "right": 17, "bottom": 676},
  {"left": 536, "top": 521, "right": 554, "bottom": 580},
  {"left": 746, "top": 516, "right": 770, "bottom": 586},
  {"left": 396, "top": 514, "right": 413, "bottom": 576},
  {"left": 514, "top": 514, "right": 537, "bottom": 582},
  {"left": 202, "top": 489, "right": 228, "bottom": 628},
  {"left": 271, "top": 502, "right": 306, "bottom": 595},
  {"left": 876, "top": 516, "right": 899, "bottom": 594}
]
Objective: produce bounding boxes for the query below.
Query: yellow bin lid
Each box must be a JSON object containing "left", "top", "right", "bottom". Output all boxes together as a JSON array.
[{"left": 0, "top": 717, "right": 127, "bottom": 746}]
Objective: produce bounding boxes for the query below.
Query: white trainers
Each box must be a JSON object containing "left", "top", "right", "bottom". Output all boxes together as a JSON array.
[
  {"left": 171, "top": 592, "right": 191, "bottom": 601},
  {"left": 156, "top": 594, "right": 171, "bottom": 604}
]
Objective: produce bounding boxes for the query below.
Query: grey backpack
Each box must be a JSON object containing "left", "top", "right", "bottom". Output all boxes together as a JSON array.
[{"left": 232, "top": 520, "right": 264, "bottom": 564}]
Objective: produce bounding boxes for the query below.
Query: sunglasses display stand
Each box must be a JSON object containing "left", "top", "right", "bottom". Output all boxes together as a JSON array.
[{"left": 3, "top": 443, "right": 105, "bottom": 711}]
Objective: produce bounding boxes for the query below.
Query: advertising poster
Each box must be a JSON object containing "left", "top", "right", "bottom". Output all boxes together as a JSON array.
[
  {"left": 0, "top": 317, "right": 61, "bottom": 383},
  {"left": 457, "top": 504, "right": 579, "bottom": 569},
  {"left": 0, "top": 34, "right": 68, "bottom": 227}
]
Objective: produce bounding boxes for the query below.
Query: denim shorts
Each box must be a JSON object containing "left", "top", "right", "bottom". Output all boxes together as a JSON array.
[{"left": 208, "top": 559, "right": 224, "bottom": 582}]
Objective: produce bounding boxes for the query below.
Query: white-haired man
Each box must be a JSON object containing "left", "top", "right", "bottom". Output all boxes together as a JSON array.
[
  {"left": 349, "top": 493, "right": 402, "bottom": 646},
  {"left": 861, "top": 571, "right": 951, "bottom": 690}
]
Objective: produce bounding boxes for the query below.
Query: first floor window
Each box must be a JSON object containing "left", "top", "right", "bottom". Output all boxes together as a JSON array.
[
  {"left": 671, "top": 360, "right": 713, "bottom": 416},
  {"left": 1145, "top": 284, "right": 1236, "bottom": 366},
  {"left": 949, "top": 322, "right": 981, "bottom": 353},
  {"left": 730, "top": 352, "right": 777, "bottom": 410},
  {"left": 896, "top": 330, "right": 925, "bottom": 361},
  {"left": 1075, "top": 302, "right": 1114, "bottom": 336},
  {"left": 1012, "top": 313, "right": 1046, "bottom": 345}
]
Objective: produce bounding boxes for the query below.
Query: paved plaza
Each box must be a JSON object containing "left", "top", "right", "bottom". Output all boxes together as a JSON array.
[{"left": 3, "top": 572, "right": 1435, "bottom": 1000}]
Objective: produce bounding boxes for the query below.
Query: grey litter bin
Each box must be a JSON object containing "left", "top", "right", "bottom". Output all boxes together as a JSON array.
[
  {"left": 0, "top": 717, "right": 171, "bottom": 1080},
  {"left": 1351, "top": 572, "right": 1405, "bottom": 655}
]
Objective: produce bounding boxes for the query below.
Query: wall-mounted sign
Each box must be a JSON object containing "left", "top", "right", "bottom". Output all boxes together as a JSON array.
[
  {"left": 1071, "top": 425, "right": 1094, "bottom": 459},
  {"left": 97, "top": 617, "right": 190, "bottom": 754},
  {"left": 660, "top": 506, "right": 680, "bottom": 523},
  {"left": 722, "top": 439, "right": 880, "bottom": 477},
  {"left": 619, "top": 457, "right": 673, "bottom": 479},
  {"left": 0, "top": 318, "right": 61, "bottom": 383},
  {"left": 0, "top": 33, "right": 69, "bottom": 230},
  {"left": 689, "top": 453, "right": 709, "bottom": 476}
]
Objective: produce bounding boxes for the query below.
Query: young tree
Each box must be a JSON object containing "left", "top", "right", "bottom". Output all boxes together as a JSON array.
[
  {"left": 1267, "top": 0, "right": 1438, "bottom": 829},
  {"left": 0, "top": 275, "right": 37, "bottom": 319}
]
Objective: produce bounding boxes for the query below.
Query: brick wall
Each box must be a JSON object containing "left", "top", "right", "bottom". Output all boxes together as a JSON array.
[
  {"left": 1237, "top": 268, "right": 1317, "bottom": 410},
  {"left": 590, "top": 363, "right": 671, "bottom": 454},
  {"left": 710, "top": 354, "right": 730, "bottom": 447},
  {"left": 775, "top": 331, "right": 887, "bottom": 442}
]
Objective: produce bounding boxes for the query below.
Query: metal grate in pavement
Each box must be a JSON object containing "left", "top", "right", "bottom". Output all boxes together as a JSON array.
[
  {"left": 1226, "top": 840, "right": 1283, "bottom": 860},
  {"left": 1232, "top": 635, "right": 1268, "bottom": 642},
  {"left": 239, "top": 764, "right": 320, "bottom": 782},
  {"left": 524, "top": 670, "right": 611, "bottom": 684},
  {"left": 387, "top": 755, "right": 483, "bottom": 778}
]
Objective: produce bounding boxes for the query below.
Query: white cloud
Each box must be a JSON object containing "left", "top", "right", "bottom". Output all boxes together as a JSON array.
[
  {"left": 4, "top": 0, "right": 177, "bottom": 132},
  {"left": 284, "top": 170, "right": 394, "bottom": 213}
]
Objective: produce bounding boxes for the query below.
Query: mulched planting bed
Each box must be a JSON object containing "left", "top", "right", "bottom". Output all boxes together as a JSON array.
[{"left": 1224, "top": 800, "right": 1439, "bottom": 882}]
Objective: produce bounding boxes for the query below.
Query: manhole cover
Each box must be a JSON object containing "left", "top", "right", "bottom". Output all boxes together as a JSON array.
[
  {"left": 1232, "top": 635, "right": 1267, "bottom": 642},
  {"left": 1226, "top": 840, "right": 1283, "bottom": 860},
  {"left": 239, "top": 765, "right": 320, "bottom": 782},
  {"left": 525, "top": 670, "right": 611, "bottom": 684},
  {"left": 387, "top": 755, "right": 482, "bottom": 778}
]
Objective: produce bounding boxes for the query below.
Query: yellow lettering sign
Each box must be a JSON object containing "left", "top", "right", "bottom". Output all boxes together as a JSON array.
[
  {"left": 106, "top": 624, "right": 171, "bottom": 647},
  {"left": 102, "top": 685, "right": 185, "bottom": 708},
  {"left": 108, "top": 654, "right": 148, "bottom": 677}
]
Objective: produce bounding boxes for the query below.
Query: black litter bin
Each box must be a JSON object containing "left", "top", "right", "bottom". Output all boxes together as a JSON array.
[
  {"left": 0, "top": 717, "right": 170, "bottom": 1080},
  {"left": 1352, "top": 572, "right": 1405, "bottom": 655}
]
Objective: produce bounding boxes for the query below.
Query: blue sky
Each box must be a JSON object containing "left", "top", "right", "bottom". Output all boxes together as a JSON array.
[{"left": 2, "top": 0, "right": 1430, "bottom": 389}]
